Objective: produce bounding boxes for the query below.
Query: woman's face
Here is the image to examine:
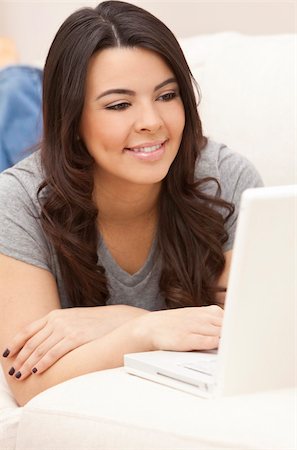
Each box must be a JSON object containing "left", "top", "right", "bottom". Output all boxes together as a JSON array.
[{"left": 80, "top": 47, "right": 185, "bottom": 187}]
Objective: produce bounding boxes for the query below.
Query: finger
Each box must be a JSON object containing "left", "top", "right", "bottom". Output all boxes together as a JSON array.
[
  {"left": 186, "top": 333, "right": 220, "bottom": 351},
  {"left": 192, "top": 323, "right": 222, "bottom": 337},
  {"left": 202, "top": 307, "right": 224, "bottom": 327},
  {"left": 208, "top": 315, "right": 223, "bottom": 327},
  {"left": 11, "top": 325, "right": 53, "bottom": 370},
  {"left": 12, "top": 333, "right": 64, "bottom": 381},
  {"left": 192, "top": 313, "right": 222, "bottom": 328},
  {"left": 31, "top": 338, "right": 75, "bottom": 375},
  {"left": 4, "top": 317, "right": 46, "bottom": 358},
  {"left": 206, "top": 304, "right": 224, "bottom": 318},
  {"left": 15, "top": 337, "right": 75, "bottom": 381}
]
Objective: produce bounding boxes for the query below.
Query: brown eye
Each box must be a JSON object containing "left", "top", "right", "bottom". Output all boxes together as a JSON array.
[
  {"left": 106, "top": 102, "right": 131, "bottom": 111},
  {"left": 158, "top": 92, "right": 177, "bottom": 102}
]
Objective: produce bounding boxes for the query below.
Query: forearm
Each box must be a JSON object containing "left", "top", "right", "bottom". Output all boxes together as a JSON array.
[
  {"left": 85, "top": 304, "right": 149, "bottom": 335},
  {"left": 5, "top": 305, "right": 224, "bottom": 406},
  {"left": 8, "top": 315, "right": 152, "bottom": 406}
]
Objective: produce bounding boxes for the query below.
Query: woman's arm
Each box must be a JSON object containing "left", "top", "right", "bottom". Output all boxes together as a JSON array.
[
  {"left": 4, "top": 304, "right": 148, "bottom": 380},
  {"left": 0, "top": 253, "right": 148, "bottom": 405},
  {"left": 1, "top": 253, "right": 224, "bottom": 406},
  {"left": 2, "top": 315, "right": 154, "bottom": 407},
  {"left": 3, "top": 304, "right": 223, "bottom": 406}
]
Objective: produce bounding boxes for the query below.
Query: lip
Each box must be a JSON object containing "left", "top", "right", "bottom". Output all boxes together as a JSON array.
[
  {"left": 125, "top": 139, "right": 167, "bottom": 150},
  {"left": 124, "top": 140, "right": 167, "bottom": 162}
]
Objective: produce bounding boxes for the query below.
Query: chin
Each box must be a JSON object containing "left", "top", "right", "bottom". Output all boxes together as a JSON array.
[{"left": 129, "top": 169, "right": 170, "bottom": 185}]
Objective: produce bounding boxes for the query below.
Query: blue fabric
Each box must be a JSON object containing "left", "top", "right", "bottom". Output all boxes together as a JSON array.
[{"left": 0, "top": 65, "right": 43, "bottom": 172}]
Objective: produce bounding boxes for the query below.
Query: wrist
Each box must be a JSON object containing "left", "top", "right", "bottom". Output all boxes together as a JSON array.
[{"left": 129, "top": 311, "right": 158, "bottom": 352}]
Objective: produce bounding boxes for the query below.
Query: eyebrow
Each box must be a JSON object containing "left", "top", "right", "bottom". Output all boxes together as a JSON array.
[{"left": 95, "top": 77, "right": 177, "bottom": 101}]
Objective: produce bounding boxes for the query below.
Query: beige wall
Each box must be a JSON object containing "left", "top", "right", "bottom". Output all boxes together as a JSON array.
[{"left": 0, "top": 0, "right": 296, "bottom": 64}]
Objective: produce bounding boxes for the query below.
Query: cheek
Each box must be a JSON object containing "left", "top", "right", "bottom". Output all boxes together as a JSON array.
[
  {"left": 169, "top": 105, "right": 185, "bottom": 138},
  {"left": 82, "top": 113, "right": 131, "bottom": 150},
  {"left": 168, "top": 99, "right": 185, "bottom": 125},
  {"left": 102, "top": 118, "right": 132, "bottom": 144}
]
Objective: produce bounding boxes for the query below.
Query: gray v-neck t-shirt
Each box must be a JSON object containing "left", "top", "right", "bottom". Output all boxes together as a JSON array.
[{"left": 0, "top": 140, "right": 263, "bottom": 309}]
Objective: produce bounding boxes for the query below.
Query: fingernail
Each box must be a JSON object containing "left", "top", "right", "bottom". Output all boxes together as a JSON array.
[
  {"left": 15, "top": 371, "right": 22, "bottom": 379},
  {"left": 2, "top": 349, "right": 10, "bottom": 358},
  {"left": 32, "top": 367, "right": 38, "bottom": 374},
  {"left": 8, "top": 367, "right": 15, "bottom": 376}
]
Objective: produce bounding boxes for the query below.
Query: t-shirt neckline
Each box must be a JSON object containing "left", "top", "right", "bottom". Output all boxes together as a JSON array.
[{"left": 98, "top": 234, "right": 158, "bottom": 287}]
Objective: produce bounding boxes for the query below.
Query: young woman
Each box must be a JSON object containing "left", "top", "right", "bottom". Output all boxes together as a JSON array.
[{"left": 0, "top": 1, "right": 262, "bottom": 406}]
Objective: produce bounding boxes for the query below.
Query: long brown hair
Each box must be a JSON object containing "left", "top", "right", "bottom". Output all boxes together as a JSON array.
[{"left": 38, "top": 0, "right": 234, "bottom": 308}]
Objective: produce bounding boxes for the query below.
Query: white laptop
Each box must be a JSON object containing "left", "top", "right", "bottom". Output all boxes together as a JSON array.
[{"left": 124, "top": 185, "right": 297, "bottom": 398}]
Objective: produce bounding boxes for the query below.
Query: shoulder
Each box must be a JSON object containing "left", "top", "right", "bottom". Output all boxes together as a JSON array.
[
  {"left": 0, "top": 150, "right": 44, "bottom": 208},
  {"left": 195, "top": 139, "right": 264, "bottom": 252},
  {"left": 0, "top": 150, "right": 54, "bottom": 272},
  {"left": 195, "top": 139, "right": 264, "bottom": 201}
]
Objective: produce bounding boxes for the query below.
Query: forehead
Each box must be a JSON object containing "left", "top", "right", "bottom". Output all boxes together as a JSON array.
[{"left": 85, "top": 47, "right": 175, "bottom": 93}]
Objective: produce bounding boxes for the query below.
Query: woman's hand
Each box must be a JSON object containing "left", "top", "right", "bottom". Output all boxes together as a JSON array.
[
  {"left": 2, "top": 305, "right": 148, "bottom": 381},
  {"left": 133, "top": 305, "right": 223, "bottom": 352},
  {"left": 2, "top": 303, "right": 223, "bottom": 381}
]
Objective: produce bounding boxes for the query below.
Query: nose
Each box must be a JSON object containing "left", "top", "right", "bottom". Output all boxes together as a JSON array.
[{"left": 134, "top": 102, "right": 163, "bottom": 134}]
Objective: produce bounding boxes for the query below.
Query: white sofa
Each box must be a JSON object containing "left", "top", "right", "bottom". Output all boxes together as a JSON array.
[{"left": 0, "top": 32, "right": 296, "bottom": 450}]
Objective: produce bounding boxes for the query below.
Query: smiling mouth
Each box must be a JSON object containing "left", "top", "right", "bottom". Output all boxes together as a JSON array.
[
  {"left": 125, "top": 140, "right": 167, "bottom": 154},
  {"left": 127, "top": 143, "right": 162, "bottom": 153},
  {"left": 124, "top": 141, "right": 167, "bottom": 161}
]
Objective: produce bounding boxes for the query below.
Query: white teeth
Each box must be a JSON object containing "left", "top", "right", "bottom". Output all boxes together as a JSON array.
[{"left": 130, "top": 143, "right": 163, "bottom": 153}]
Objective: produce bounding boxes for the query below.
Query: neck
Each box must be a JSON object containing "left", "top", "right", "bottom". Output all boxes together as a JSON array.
[{"left": 93, "top": 177, "right": 161, "bottom": 225}]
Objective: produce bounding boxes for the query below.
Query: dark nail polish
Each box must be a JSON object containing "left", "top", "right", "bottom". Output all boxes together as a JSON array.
[
  {"left": 2, "top": 349, "right": 10, "bottom": 358},
  {"left": 15, "top": 371, "right": 22, "bottom": 379},
  {"left": 32, "top": 367, "right": 38, "bottom": 374},
  {"left": 8, "top": 367, "right": 15, "bottom": 376}
]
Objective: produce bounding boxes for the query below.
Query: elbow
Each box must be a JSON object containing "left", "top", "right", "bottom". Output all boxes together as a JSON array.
[
  {"left": 11, "top": 382, "right": 46, "bottom": 407},
  {"left": 4, "top": 371, "right": 56, "bottom": 406}
]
